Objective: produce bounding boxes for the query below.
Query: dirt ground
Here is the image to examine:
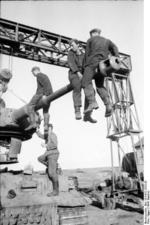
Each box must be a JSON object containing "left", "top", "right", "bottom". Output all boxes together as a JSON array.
[
  {"left": 63, "top": 167, "right": 143, "bottom": 225},
  {"left": 87, "top": 205, "right": 143, "bottom": 225}
]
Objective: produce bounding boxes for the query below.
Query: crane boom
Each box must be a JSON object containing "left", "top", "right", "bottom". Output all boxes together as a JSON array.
[{"left": 0, "top": 18, "right": 131, "bottom": 71}]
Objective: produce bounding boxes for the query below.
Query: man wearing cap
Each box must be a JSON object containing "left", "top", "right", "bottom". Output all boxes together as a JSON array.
[
  {"left": 82, "top": 28, "right": 119, "bottom": 117},
  {"left": 26, "top": 67, "right": 53, "bottom": 132},
  {"left": 36, "top": 124, "right": 59, "bottom": 196},
  {"left": 68, "top": 39, "right": 98, "bottom": 123},
  {"left": 0, "top": 69, "right": 12, "bottom": 108}
]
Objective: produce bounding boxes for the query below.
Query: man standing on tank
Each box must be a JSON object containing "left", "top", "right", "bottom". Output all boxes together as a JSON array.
[{"left": 36, "top": 123, "right": 59, "bottom": 196}]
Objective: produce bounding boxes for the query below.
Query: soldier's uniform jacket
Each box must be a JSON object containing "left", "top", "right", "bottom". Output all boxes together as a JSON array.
[
  {"left": 37, "top": 130, "right": 58, "bottom": 152},
  {"left": 68, "top": 49, "right": 85, "bottom": 73},
  {"left": 47, "top": 132, "right": 58, "bottom": 150},
  {"left": 84, "top": 35, "right": 119, "bottom": 67},
  {"left": 36, "top": 73, "right": 53, "bottom": 96}
]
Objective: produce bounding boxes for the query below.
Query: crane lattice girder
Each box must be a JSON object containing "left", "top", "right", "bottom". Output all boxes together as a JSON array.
[
  {"left": 105, "top": 73, "right": 143, "bottom": 191},
  {"left": 0, "top": 18, "right": 132, "bottom": 71},
  {"left": 106, "top": 74, "right": 142, "bottom": 140}
]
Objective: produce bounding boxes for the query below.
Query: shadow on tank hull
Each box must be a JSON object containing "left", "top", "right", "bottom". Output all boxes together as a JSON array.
[{"left": 0, "top": 170, "right": 89, "bottom": 225}]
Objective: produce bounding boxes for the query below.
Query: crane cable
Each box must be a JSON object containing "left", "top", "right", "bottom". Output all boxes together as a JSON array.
[
  {"left": 8, "top": 88, "right": 27, "bottom": 104},
  {"left": 8, "top": 48, "right": 27, "bottom": 104}
]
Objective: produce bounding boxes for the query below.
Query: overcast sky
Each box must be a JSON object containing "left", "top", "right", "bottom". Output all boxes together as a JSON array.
[{"left": 0, "top": 1, "right": 144, "bottom": 172}]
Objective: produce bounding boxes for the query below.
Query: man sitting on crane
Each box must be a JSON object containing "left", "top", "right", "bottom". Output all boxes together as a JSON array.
[
  {"left": 82, "top": 28, "right": 119, "bottom": 117},
  {"left": 26, "top": 66, "right": 53, "bottom": 136},
  {"left": 68, "top": 39, "right": 98, "bottom": 123}
]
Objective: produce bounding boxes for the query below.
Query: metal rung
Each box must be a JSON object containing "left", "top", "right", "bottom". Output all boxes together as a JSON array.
[
  {"left": 106, "top": 72, "right": 130, "bottom": 79},
  {"left": 128, "top": 129, "right": 142, "bottom": 134},
  {"left": 107, "top": 129, "right": 142, "bottom": 139},
  {"left": 113, "top": 101, "right": 134, "bottom": 108},
  {"left": 107, "top": 132, "right": 129, "bottom": 140}
]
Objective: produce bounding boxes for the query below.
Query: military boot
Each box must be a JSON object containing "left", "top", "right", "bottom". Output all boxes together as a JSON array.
[
  {"left": 83, "top": 112, "right": 97, "bottom": 123},
  {"left": 75, "top": 106, "right": 82, "bottom": 120},
  {"left": 47, "top": 180, "right": 59, "bottom": 197}
]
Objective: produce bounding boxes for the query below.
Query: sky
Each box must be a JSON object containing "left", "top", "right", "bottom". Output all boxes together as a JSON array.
[{"left": 0, "top": 1, "right": 144, "bottom": 172}]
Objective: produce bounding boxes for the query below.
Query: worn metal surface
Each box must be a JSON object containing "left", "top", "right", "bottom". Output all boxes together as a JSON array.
[{"left": 0, "top": 171, "right": 90, "bottom": 225}]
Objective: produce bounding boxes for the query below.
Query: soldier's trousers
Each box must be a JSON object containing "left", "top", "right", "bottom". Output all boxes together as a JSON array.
[
  {"left": 82, "top": 65, "right": 110, "bottom": 105},
  {"left": 27, "top": 94, "right": 50, "bottom": 127},
  {"left": 68, "top": 71, "right": 82, "bottom": 109},
  {"left": 28, "top": 94, "right": 50, "bottom": 114},
  {"left": 38, "top": 150, "right": 59, "bottom": 188}
]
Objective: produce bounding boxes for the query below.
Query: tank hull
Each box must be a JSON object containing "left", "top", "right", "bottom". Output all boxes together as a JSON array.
[{"left": 0, "top": 172, "right": 89, "bottom": 225}]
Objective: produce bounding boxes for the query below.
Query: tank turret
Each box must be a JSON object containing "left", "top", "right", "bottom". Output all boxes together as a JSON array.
[
  {"left": 0, "top": 107, "right": 38, "bottom": 164},
  {"left": 0, "top": 84, "right": 72, "bottom": 164}
]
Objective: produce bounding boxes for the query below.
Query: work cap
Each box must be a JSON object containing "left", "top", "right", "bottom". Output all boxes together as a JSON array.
[
  {"left": 69, "top": 39, "right": 79, "bottom": 45},
  {"left": 31, "top": 66, "right": 40, "bottom": 72},
  {"left": 89, "top": 28, "right": 101, "bottom": 35},
  {"left": 0, "top": 69, "right": 12, "bottom": 80}
]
